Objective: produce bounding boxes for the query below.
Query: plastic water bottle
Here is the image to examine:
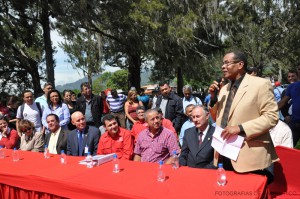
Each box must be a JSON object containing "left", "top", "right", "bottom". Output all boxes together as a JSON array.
[
  {"left": 60, "top": 150, "right": 67, "bottom": 164},
  {"left": 157, "top": 160, "right": 165, "bottom": 182},
  {"left": 12, "top": 148, "right": 20, "bottom": 162},
  {"left": 44, "top": 145, "right": 50, "bottom": 159},
  {"left": 217, "top": 163, "right": 227, "bottom": 186},
  {"left": 112, "top": 154, "right": 120, "bottom": 173},
  {"left": 171, "top": 150, "right": 179, "bottom": 169},
  {"left": 0, "top": 146, "right": 5, "bottom": 159},
  {"left": 86, "top": 152, "right": 93, "bottom": 168}
]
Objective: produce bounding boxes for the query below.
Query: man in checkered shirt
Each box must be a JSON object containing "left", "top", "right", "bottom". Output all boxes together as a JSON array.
[{"left": 133, "top": 109, "right": 179, "bottom": 163}]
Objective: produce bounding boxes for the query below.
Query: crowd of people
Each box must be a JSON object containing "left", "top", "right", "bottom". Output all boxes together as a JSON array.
[{"left": 1, "top": 51, "right": 300, "bottom": 185}]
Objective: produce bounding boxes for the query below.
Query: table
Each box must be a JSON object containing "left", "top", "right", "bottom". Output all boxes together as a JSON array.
[
  {"left": 0, "top": 149, "right": 269, "bottom": 199},
  {"left": 269, "top": 146, "right": 300, "bottom": 199}
]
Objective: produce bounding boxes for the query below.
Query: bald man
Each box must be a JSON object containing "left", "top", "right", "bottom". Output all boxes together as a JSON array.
[{"left": 67, "top": 111, "right": 100, "bottom": 156}]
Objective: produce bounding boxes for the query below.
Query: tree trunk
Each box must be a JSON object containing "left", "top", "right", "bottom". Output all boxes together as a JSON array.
[
  {"left": 88, "top": 67, "right": 93, "bottom": 88},
  {"left": 128, "top": 53, "right": 141, "bottom": 90},
  {"left": 29, "top": 60, "right": 43, "bottom": 97},
  {"left": 41, "top": 0, "right": 55, "bottom": 87},
  {"left": 177, "top": 66, "right": 183, "bottom": 97}
]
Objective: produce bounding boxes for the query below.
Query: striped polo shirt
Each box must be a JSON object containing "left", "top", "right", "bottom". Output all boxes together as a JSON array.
[{"left": 106, "top": 94, "right": 127, "bottom": 112}]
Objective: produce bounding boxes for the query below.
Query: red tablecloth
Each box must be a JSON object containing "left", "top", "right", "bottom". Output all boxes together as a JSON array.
[
  {"left": 0, "top": 149, "right": 269, "bottom": 199},
  {"left": 269, "top": 146, "right": 300, "bottom": 199}
]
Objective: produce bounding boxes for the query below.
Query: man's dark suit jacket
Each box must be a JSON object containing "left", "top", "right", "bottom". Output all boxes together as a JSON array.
[
  {"left": 67, "top": 125, "right": 100, "bottom": 156},
  {"left": 156, "top": 92, "right": 183, "bottom": 132},
  {"left": 45, "top": 129, "right": 68, "bottom": 155},
  {"left": 179, "top": 125, "right": 215, "bottom": 169},
  {"left": 76, "top": 94, "right": 103, "bottom": 128}
]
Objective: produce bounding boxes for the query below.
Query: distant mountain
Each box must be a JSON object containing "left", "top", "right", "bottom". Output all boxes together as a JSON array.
[
  {"left": 56, "top": 74, "right": 102, "bottom": 91},
  {"left": 56, "top": 70, "right": 151, "bottom": 92}
]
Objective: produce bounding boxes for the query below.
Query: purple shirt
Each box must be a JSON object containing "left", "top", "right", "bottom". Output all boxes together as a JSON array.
[{"left": 134, "top": 126, "right": 179, "bottom": 163}]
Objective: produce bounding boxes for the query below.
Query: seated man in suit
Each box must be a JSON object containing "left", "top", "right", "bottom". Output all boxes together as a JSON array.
[
  {"left": 97, "top": 114, "right": 133, "bottom": 160},
  {"left": 67, "top": 111, "right": 100, "bottom": 156},
  {"left": 45, "top": 114, "right": 68, "bottom": 154},
  {"left": 179, "top": 106, "right": 215, "bottom": 168},
  {"left": 133, "top": 109, "right": 179, "bottom": 164}
]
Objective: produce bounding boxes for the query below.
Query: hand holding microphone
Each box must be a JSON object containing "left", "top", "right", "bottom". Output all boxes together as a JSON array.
[{"left": 209, "top": 77, "right": 222, "bottom": 107}]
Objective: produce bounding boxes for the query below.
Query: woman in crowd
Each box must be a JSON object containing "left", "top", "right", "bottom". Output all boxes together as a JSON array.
[
  {"left": 42, "top": 89, "right": 70, "bottom": 131},
  {"left": 19, "top": 119, "right": 44, "bottom": 152},
  {"left": 63, "top": 90, "right": 77, "bottom": 130},
  {"left": 7, "top": 95, "right": 20, "bottom": 129},
  {"left": 0, "top": 114, "right": 18, "bottom": 149},
  {"left": 0, "top": 99, "right": 9, "bottom": 116},
  {"left": 124, "top": 90, "right": 143, "bottom": 130}
]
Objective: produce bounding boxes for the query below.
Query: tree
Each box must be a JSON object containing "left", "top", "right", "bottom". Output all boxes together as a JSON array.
[
  {"left": 40, "top": 0, "right": 56, "bottom": 87},
  {"left": 0, "top": 0, "right": 59, "bottom": 95},
  {"left": 216, "top": 1, "right": 300, "bottom": 77},
  {"left": 0, "top": 0, "right": 45, "bottom": 96},
  {"left": 59, "top": 29, "right": 103, "bottom": 87},
  {"left": 107, "top": 70, "right": 128, "bottom": 91},
  {"left": 92, "top": 72, "right": 112, "bottom": 94},
  {"left": 149, "top": 1, "right": 223, "bottom": 94}
]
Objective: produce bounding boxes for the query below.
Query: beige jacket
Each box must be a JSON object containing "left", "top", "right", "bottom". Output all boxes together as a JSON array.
[
  {"left": 211, "top": 74, "right": 279, "bottom": 172},
  {"left": 20, "top": 132, "right": 44, "bottom": 152}
]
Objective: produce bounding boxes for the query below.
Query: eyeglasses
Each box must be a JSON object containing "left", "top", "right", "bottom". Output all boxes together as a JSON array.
[{"left": 222, "top": 61, "right": 240, "bottom": 66}]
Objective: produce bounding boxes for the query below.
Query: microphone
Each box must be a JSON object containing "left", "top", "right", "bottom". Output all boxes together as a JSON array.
[{"left": 209, "top": 77, "right": 222, "bottom": 107}]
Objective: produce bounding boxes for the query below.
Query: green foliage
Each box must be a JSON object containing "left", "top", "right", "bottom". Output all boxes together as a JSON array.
[
  {"left": 3, "top": 0, "right": 300, "bottom": 95},
  {"left": 72, "top": 89, "right": 81, "bottom": 96},
  {"left": 130, "top": 0, "right": 166, "bottom": 29},
  {"left": 0, "top": 0, "right": 45, "bottom": 95},
  {"left": 107, "top": 70, "right": 128, "bottom": 91},
  {"left": 168, "top": 11, "right": 198, "bottom": 45},
  {"left": 92, "top": 72, "right": 113, "bottom": 94},
  {"left": 59, "top": 29, "right": 103, "bottom": 86},
  {"left": 218, "top": 0, "right": 300, "bottom": 76},
  {"left": 295, "top": 140, "right": 300, "bottom": 150}
]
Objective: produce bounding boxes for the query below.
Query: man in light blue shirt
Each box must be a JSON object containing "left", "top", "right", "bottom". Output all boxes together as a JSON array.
[
  {"left": 273, "top": 81, "right": 284, "bottom": 102},
  {"left": 182, "top": 85, "right": 202, "bottom": 114},
  {"left": 273, "top": 81, "right": 284, "bottom": 121},
  {"left": 35, "top": 82, "right": 53, "bottom": 111},
  {"left": 179, "top": 104, "right": 195, "bottom": 146}
]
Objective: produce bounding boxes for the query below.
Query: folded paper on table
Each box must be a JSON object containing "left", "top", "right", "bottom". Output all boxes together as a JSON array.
[
  {"left": 79, "top": 153, "right": 115, "bottom": 166},
  {"left": 211, "top": 125, "right": 244, "bottom": 161}
]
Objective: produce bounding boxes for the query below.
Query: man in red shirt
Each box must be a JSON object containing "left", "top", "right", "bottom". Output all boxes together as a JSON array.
[
  {"left": 131, "top": 106, "right": 148, "bottom": 143},
  {"left": 97, "top": 114, "right": 133, "bottom": 160}
]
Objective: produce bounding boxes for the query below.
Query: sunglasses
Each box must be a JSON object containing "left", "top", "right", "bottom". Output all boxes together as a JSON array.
[{"left": 21, "top": 127, "right": 32, "bottom": 133}]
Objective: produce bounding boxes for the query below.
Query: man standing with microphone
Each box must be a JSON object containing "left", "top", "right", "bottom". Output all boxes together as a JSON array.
[{"left": 209, "top": 51, "right": 279, "bottom": 184}]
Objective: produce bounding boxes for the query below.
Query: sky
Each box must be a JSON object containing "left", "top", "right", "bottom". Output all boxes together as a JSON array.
[{"left": 51, "top": 30, "right": 120, "bottom": 86}]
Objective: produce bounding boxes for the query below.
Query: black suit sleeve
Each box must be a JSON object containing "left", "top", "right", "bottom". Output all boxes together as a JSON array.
[
  {"left": 67, "top": 133, "right": 72, "bottom": 155},
  {"left": 76, "top": 98, "right": 84, "bottom": 114},
  {"left": 173, "top": 97, "right": 183, "bottom": 132},
  {"left": 179, "top": 132, "right": 189, "bottom": 166},
  {"left": 92, "top": 130, "right": 100, "bottom": 156}
]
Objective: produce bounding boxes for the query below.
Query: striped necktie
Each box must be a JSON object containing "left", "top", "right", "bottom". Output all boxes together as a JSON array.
[
  {"left": 221, "top": 85, "right": 237, "bottom": 128},
  {"left": 198, "top": 132, "right": 203, "bottom": 146}
]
